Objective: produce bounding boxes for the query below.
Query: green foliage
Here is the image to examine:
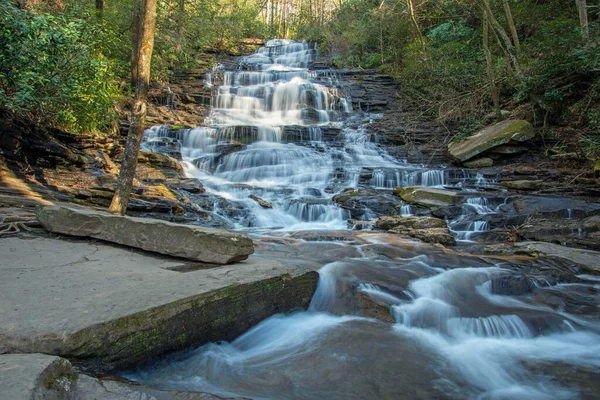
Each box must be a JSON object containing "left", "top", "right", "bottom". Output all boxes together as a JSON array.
[
  {"left": 427, "top": 21, "right": 474, "bottom": 46},
  {"left": 0, "top": 2, "right": 119, "bottom": 133}
]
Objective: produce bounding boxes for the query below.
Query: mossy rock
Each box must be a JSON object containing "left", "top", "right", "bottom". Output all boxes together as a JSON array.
[
  {"left": 393, "top": 187, "right": 464, "bottom": 208},
  {"left": 448, "top": 120, "right": 534, "bottom": 162}
]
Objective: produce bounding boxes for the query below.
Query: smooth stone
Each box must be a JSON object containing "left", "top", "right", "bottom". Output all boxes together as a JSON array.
[
  {"left": 0, "top": 354, "right": 78, "bottom": 400},
  {"left": 448, "top": 120, "right": 534, "bottom": 162},
  {"left": 0, "top": 236, "right": 317, "bottom": 371},
  {"left": 514, "top": 241, "right": 600, "bottom": 274},
  {"left": 488, "top": 145, "right": 528, "bottom": 154},
  {"left": 464, "top": 157, "right": 494, "bottom": 168},
  {"left": 374, "top": 215, "right": 447, "bottom": 230},
  {"left": 36, "top": 205, "right": 254, "bottom": 264},
  {"left": 388, "top": 226, "right": 456, "bottom": 246},
  {"left": 249, "top": 194, "right": 273, "bottom": 208},
  {"left": 502, "top": 180, "right": 543, "bottom": 190},
  {"left": 394, "top": 186, "right": 464, "bottom": 208}
]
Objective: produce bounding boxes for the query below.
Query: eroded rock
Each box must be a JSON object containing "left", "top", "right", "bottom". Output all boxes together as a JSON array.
[
  {"left": 394, "top": 187, "right": 464, "bottom": 208},
  {"left": 374, "top": 215, "right": 456, "bottom": 245},
  {"left": 36, "top": 205, "right": 254, "bottom": 264},
  {"left": 448, "top": 120, "right": 534, "bottom": 162},
  {"left": 249, "top": 194, "right": 273, "bottom": 208}
]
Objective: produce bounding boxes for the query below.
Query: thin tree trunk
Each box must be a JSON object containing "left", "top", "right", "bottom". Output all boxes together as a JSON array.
[
  {"left": 576, "top": 0, "right": 590, "bottom": 43},
  {"left": 130, "top": 0, "right": 142, "bottom": 84},
  {"left": 176, "top": 0, "right": 184, "bottom": 54},
  {"left": 483, "top": 11, "right": 501, "bottom": 118},
  {"left": 96, "top": 0, "right": 104, "bottom": 12},
  {"left": 502, "top": 0, "right": 520, "bottom": 58},
  {"left": 110, "top": 0, "right": 157, "bottom": 216},
  {"left": 407, "top": 0, "right": 426, "bottom": 59},
  {"left": 480, "top": 0, "right": 522, "bottom": 79}
]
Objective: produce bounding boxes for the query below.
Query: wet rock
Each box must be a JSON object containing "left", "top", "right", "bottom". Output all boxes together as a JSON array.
[
  {"left": 510, "top": 195, "right": 600, "bottom": 218},
  {"left": 448, "top": 120, "right": 534, "bottom": 162},
  {"left": 431, "top": 205, "right": 468, "bottom": 219},
  {"left": 389, "top": 227, "right": 456, "bottom": 246},
  {"left": 464, "top": 157, "right": 494, "bottom": 168},
  {"left": 488, "top": 145, "right": 528, "bottom": 154},
  {"left": 374, "top": 215, "right": 447, "bottom": 231},
  {"left": 0, "top": 354, "right": 79, "bottom": 400},
  {"left": 249, "top": 194, "right": 273, "bottom": 208},
  {"left": 36, "top": 205, "right": 254, "bottom": 264},
  {"left": 167, "top": 179, "right": 205, "bottom": 194},
  {"left": 514, "top": 242, "right": 600, "bottom": 274},
  {"left": 502, "top": 180, "right": 543, "bottom": 190},
  {"left": 491, "top": 274, "right": 536, "bottom": 295},
  {"left": 136, "top": 150, "right": 184, "bottom": 180},
  {"left": 374, "top": 215, "right": 455, "bottom": 245},
  {"left": 394, "top": 186, "right": 464, "bottom": 208},
  {"left": 333, "top": 188, "right": 403, "bottom": 220},
  {"left": 357, "top": 292, "right": 395, "bottom": 323},
  {"left": 533, "top": 286, "right": 600, "bottom": 317}
]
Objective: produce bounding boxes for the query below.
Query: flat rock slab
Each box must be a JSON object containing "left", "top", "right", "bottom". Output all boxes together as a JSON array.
[
  {"left": 0, "top": 236, "right": 317, "bottom": 371},
  {"left": 0, "top": 353, "right": 75, "bottom": 400},
  {"left": 448, "top": 120, "right": 534, "bottom": 162},
  {"left": 515, "top": 241, "right": 600, "bottom": 273},
  {"left": 394, "top": 186, "right": 464, "bottom": 208},
  {"left": 36, "top": 205, "right": 254, "bottom": 264}
]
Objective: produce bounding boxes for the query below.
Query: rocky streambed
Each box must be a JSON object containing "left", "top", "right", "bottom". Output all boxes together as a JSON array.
[
  {"left": 117, "top": 40, "right": 600, "bottom": 399},
  {"left": 1, "top": 39, "right": 600, "bottom": 399}
]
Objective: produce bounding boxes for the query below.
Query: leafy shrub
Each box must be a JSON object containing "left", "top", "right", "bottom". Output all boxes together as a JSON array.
[{"left": 0, "top": 2, "right": 119, "bottom": 133}]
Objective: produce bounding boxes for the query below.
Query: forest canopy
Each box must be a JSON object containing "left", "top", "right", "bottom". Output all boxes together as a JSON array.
[{"left": 0, "top": 0, "right": 598, "bottom": 156}]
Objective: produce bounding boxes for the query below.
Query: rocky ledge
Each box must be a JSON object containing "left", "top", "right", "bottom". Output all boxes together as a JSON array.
[
  {"left": 0, "top": 235, "right": 318, "bottom": 372},
  {"left": 36, "top": 205, "right": 254, "bottom": 264}
]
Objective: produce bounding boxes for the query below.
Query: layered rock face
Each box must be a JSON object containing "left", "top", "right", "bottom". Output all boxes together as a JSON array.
[
  {"left": 36, "top": 205, "right": 254, "bottom": 264},
  {"left": 448, "top": 120, "right": 535, "bottom": 163}
]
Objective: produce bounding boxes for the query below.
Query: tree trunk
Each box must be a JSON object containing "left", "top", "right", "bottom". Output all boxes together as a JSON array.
[
  {"left": 480, "top": 0, "right": 522, "bottom": 79},
  {"left": 110, "top": 0, "right": 157, "bottom": 216},
  {"left": 575, "top": 0, "right": 590, "bottom": 43},
  {"left": 130, "top": 0, "right": 143, "bottom": 84},
  {"left": 502, "top": 0, "right": 520, "bottom": 58},
  {"left": 483, "top": 11, "right": 501, "bottom": 118},
  {"left": 176, "top": 0, "right": 184, "bottom": 54},
  {"left": 407, "top": 0, "right": 426, "bottom": 59}
]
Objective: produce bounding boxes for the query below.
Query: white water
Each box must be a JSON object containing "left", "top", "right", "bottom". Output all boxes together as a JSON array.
[
  {"left": 143, "top": 39, "right": 496, "bottom": 231},
  {"left": 131, "top": 40, "right": 600, "bottom": 398},
  {"left": 129, "top": 256, "right": 600, "bottom": 399}
]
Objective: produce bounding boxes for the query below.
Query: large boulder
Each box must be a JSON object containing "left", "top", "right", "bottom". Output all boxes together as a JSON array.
[
  {"left": 374, "top": 215, "right": 456, "bottom": 246},
  {"left": 394, "top": 187, "right": 464, "bottom": 208},
  {"left": 36, "top": 206, "right": 254, "bottom": 264},
  {"left": 448, "top": 120, "right": 534, "bottom": 162}
]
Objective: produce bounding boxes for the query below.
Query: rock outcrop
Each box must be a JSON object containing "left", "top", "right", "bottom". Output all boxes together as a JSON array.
[
  {"left": 36, "top": 205, "right": 254, "bottom": 264},
  {"left": 394, "top": 186, "right": 464, "bottom": 208},
  {"left": 448, "top": 120, "right": 534, "bottom": 162},
  {"left": 374, "top": 215, "right": 456, "bottom": 245}
]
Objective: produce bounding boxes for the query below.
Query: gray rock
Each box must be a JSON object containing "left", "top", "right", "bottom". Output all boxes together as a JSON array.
[
  {"left": 488, "top": 145, "right": 528, "bottom": 154},
  {"left": 464, "top": 157, "right": 494, "bottom": 168},
  {"left": 374, "top": 216, "right": 456, "bottom": 245},
  {"left": 0, "top": 354, "right": 78, "bottom": 400},
  {"left": 394, "top": 187, "right": 464, "bottom": 208},
  {"left": 514, "top": 242, "right": 600, "bottom": 274},
  {"left": 0, "top": 236, "right": 317, "bottom": 372},
  {"left": 448, "top": 120, "right": 534, "bottom": 162},
  {"left": 36, "top": 205, "right": 253, "bottom": 264},
  {"left": 502, "top": 180, "right": 543, "bottom": 190}
]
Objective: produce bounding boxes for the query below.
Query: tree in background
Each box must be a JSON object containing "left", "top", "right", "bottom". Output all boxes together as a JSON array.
[{"left": 109, "top": 0, "right": 157, "bottom": 215}]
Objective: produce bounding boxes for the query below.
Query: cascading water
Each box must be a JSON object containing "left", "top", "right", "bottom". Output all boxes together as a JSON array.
[
  {"left": 128, "top": 253, "right": 600, "bottom": 399},
  {"left": 143, "top": 39, "right": 490, "bottom": 232},
  {"left": 131, "top": 40, "right": 600, "bottom": 399}
]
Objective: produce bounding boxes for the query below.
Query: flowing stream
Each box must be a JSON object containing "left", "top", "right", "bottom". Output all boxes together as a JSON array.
[{"left": 131, "top": 40, "right": 600, "bottom": 399}]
